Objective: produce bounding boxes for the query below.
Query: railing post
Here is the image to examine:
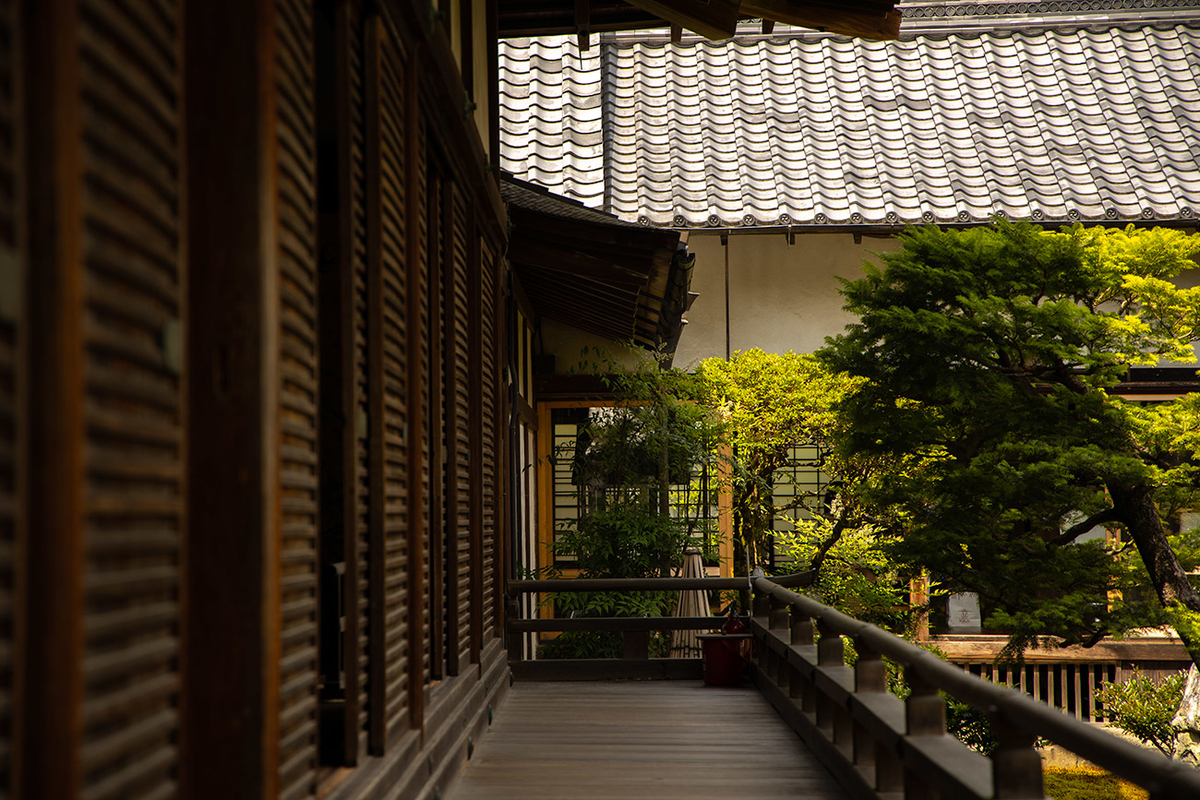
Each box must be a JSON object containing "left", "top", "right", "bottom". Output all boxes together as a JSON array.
[
  {"left": 622, "top": 628, "right": 650, "bottom": 660},
  {"left": 815, "top": 619, "right": 844, "bottom": 739},
  {"left": 505, "top": 594, "right": 523, "bottom": 662},
  {"left": 852, "top": 637, "right": 885, "bottom": 772},
  {"left": 904, "top": 666, "right": 945, "bottom": 800},
  {"left": 753, "top": 583, "right": 770, "bottom": 619},
  {"left": 790, "top": 607, "right": 814, "bottom": 711},
  {"left": 769, "top": 594, "right": 789, "bottom": 685},
  {"left": 990, "top": 712, "right": 1045, "bottom": 800}
]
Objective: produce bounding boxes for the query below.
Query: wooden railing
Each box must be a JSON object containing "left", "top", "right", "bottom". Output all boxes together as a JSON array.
[
  {"left": 506, "top": 574, "right": 1200, "bottom": 798},
  {"left": 750, "top": 576, "right": 1200, "bottom": 800},
  {"left": 505, "top": 572, "right": 813, "bottom": 679}
]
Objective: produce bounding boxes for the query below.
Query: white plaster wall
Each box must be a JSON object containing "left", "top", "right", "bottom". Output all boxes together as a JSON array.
[
  {"left": 545, "top": 232, "right": 1198, "bottom": 373},
  {"left": 674, "top": 232, "right": 901, "bottom": 368}
]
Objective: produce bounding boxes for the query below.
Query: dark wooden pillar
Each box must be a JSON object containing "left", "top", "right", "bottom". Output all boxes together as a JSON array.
[
  {"left": 22, "top": 3, "right": 84, "bottom": 797},
  {"left": 183, "top": 1, "right": 282, "bottom": 796}
]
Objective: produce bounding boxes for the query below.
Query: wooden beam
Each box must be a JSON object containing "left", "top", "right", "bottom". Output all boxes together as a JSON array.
[
  {"left": 575, "top": 0, "right": 590, "bottom": 49},
  {"left": 623, "top": 0, "right": 741, "bottom": 40},
  {"left": 741, "top": 0, "right": 901, "bottom": 40}
]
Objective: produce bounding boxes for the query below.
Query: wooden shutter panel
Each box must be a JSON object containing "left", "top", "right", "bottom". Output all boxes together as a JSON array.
[
  {"left": 274, "top": 0, "right": 319, "bottom": 796},
  {"left": 450, "top": 187, "right": 472, "bottom": 668},
  {"left": 0, "top": 0, "right": 16, "bottom": 794},
  {"left": 480, "top": 241, "right": 499, "bottom": 640},
  {"left": 417, "top": 113, "right": 434, "bottom": 695},
  {"left": 74, "top": 1, "right": 184, "bottom": 797},
  {"left": 344, "top": 0, "right": 373, "bottom": 761},
  {"left": 378, "top": 25, "right": 413, "bottom": 737}
]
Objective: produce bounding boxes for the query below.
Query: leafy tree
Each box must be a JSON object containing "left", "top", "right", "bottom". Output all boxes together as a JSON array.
[
  {"left": 820, "top": 221, "right": 1200, "bottom": 665},
  {"left": 696, "top": 349, "right": 916, "bottom": 630},
  {"left": 696, "top": 350, "right": 855, "bottom": 574},
  {"left": 1095, "top": 670, "right": 1190, "bottom": 759}
]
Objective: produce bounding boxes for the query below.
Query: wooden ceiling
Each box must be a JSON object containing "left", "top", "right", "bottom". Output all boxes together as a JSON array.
[{"left": 498, "top": 0, "right": 902, "bottom": 42}]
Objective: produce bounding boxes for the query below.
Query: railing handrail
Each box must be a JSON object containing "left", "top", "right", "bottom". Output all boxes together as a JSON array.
[
  {"left": 754, "top": 576, "right": 1200, "bottom": 798},
  {"left": 507, "top": 570, "right": 814, "bottom": 595}
]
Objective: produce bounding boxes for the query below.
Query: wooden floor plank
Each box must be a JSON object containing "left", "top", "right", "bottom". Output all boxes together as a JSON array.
[{"left": 446, "top": 681, "right": 850, "bottom": 799}]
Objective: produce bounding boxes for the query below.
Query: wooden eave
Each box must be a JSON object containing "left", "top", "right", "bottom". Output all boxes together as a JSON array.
[
  {"left": 498, "top": 0, "right": 901, "bottom": 41},
  {"left": 504, "top": 197, "right": 684, "bottom": 348}
]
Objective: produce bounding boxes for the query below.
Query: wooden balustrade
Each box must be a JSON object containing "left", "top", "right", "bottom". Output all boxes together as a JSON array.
[
  {"left": 749, "top": 576, "right": 1200, "bottom": 800},
  {"left": 503, "top": 571, "right": 813, "bottom": 679},
  {"left": 502, "top": 572, "right": 1200, "bottom": 799}
]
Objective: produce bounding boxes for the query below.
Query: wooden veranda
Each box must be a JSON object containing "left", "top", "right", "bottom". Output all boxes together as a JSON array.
[
  {"left": 451, "top": 574, "right": 1200, "bottom": 800},
  {"left": 448, "top": 681, "right": 849, "bottom": 800}
]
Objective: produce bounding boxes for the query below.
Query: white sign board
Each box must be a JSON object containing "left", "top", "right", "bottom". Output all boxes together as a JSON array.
[{"left": 947, "top": 592, "right": 982, "bottom": 633}]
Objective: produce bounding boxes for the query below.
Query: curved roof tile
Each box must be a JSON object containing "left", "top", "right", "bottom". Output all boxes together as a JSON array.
[{"left": 501, "top": 21, "right": 1200, "bottom": 227}]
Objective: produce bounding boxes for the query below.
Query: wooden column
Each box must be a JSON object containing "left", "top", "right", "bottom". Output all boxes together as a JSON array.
[
  {"left": 22, "top": 3, "right": 85, "bottom": 797},
  {"left": 0, "top": 2, "right": 22, "bottom": 795},
  {"left": 184, "top": 1, "right": 284, "bottom": 796}
]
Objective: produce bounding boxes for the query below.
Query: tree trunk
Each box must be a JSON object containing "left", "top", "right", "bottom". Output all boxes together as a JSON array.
[{"left": 1111, "top": 485, "right": 1200, "bottom": 669}]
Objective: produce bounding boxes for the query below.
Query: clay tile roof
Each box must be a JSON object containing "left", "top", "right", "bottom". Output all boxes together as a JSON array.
[{"left": 499, "top": 4, "right": 1200, "bottom": 228}]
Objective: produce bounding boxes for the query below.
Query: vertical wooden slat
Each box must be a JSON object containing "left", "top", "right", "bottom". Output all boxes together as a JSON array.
[
  {"left": 23, "top": 1, "right": 85, "bottom": 796},
  {"left": 274, "top": 1, "right": 319, "bottom": 796},
  {"left": 467, "top": 218, "right": 484, "bottom": 662},
  {"left": 183, "top": 0, "right": 279, "bottom": 794},
  {"left": 450, "top": 185, "right": 471, "bottom": 671},
  {"left": 0, "top": 0, "right": 18, "bottom": 794},
  {"left": 348, "top": 1, "right": 369, "bottom": 753},
  {"left": 328, "top": 0, "right": 363, "bottom": 765},
  {"left": 480, "top": 239, "right": 498, "bottom": 643},
  {"left": 352, "top": 1, "right": 381, "bottom": 762},
  {"left": 426, "top": 165, "right": 445, "bottom": 685},
  {"left": 363, "top": 8, "right": 387, "bottom": 754},
  {"left": 441, "top": 178, "right": 460, "bottom": 677},
  {"left": 377, "top": 16, "right": 413, "bottom": 740},
  {"left": 403, "top": 36, "right": 426, "bottom": 732}
]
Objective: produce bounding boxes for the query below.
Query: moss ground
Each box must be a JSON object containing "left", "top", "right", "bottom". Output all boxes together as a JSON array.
[{"left": 1043, "top": 767, "right": 1148, "bottom": 800}]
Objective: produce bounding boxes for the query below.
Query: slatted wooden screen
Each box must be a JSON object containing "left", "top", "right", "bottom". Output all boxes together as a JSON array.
[
  {"left": 75, "top": 1, "right": 184, "bottom": 797},
  {"left": 274, "top": 0, "right": 319, "bottom": 796},
  {"left": 372, "top": 18, "right": 416, "bottom": 741},
  {"left": 450, "top": 186, "right": 472, "bottom": 669},
  {"left": 343, "top": 0, "right": 374, "bottom": 761},
  {"left": 480, "top": 241, "right": 500, "bottom": 640},
  {"left": 417, "top": 111, "right": 435, "bottom": 694},
  {"left": 0, "top": 0, "right": 16, "bottom": 793}
]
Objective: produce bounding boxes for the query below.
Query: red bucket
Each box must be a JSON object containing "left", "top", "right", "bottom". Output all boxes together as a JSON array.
[{"left": 697, "top": 633, "right": 753, "bottom": 686}]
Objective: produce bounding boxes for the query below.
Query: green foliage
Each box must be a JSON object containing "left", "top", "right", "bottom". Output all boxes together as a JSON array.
[
  {"left": 1095, "top": 670, "right": 1187, "bottom": 758},
  {"left": 775, "top": 521, "right": 911, "bottom": 630},
  {"left": 539, "top": 349, "right": 720, "bottom": 659},
  {"left": 819, "top": 221, "right": 1200, "bottom": 657},
  {"left": 696, "top": 350, "right": 858, "bottom": 572},
  {"left": 944, "top": 698, "right": 998, "bottom": 756}
]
